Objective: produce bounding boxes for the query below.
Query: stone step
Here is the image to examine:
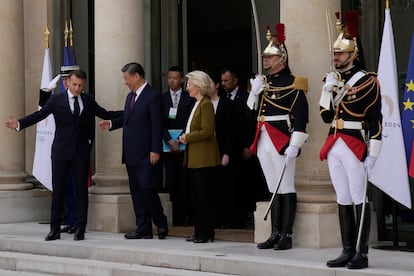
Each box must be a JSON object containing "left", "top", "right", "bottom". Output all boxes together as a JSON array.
[
  {"left": 0, "top": 223, "right": 413, "bottom": 276},
  {"left": 2, "top": 238, "right": 412, "bottom": 276},
  {"left": 0, "top": 251, "right": 233, "bottom": 276},
  {"left": 0, "top": 268, "right": 48, "bottom": 276}
]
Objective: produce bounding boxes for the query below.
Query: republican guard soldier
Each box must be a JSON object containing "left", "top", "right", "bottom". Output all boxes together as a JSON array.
[
  {"left": 248, "top": 24, "right": 309, "bottom": 250},
  {"left": 319, "top": 11, "right": 382, "bottom": 269}
]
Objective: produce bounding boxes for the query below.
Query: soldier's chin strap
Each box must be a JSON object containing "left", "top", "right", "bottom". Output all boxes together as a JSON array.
[
  {"left": 336, "top": 50, "right": 358, "bottom": 71},
  {"left": 265, "top": 55, "right": 286, "bottom": 72}
]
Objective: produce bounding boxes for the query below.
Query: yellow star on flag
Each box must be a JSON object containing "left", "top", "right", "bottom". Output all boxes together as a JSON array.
[
  {"left": 411, "top": 119, "right": 414, "bottom": 128},
  {"left": 403, "top": 98, "right": 414, "bottom": 111},
  {"left": 406, "top": 80, "right": 414, "bottom": 92}
]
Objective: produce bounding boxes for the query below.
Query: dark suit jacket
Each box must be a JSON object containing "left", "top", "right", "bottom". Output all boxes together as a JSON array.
[
  {"left": 111, "top": 83, "right": 164, "bottom": 167},
  {"left": 230, "top": 89, "right": 252, "bottom": 150},
  {"left": 161, "top": 89, "right": 195, "bottom": 142},
  {"left": 19, "top": 91, "right": 118, "bottom": 161},
  {"left": 214, "top": 97, "right": 235, "bottom": 157}
]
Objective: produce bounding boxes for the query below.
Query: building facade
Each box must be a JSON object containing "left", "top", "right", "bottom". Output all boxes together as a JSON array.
[{"left": 0, "top": 0, "right": 413, "bottom": 248}]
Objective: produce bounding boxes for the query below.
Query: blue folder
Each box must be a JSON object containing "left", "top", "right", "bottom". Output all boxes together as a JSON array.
[{"left": 163, "top": 129, "right": 186, "bottom": 152}]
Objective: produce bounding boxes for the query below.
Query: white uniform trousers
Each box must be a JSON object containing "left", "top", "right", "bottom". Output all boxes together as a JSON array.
[
  {"left": 327, "top": 138, "right": 366, "bottom": 205},
  {"left": 257, "top": 125, "right": 296, "bottom": 194}
]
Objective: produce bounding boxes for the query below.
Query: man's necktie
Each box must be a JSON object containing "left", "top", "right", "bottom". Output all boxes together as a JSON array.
[
  {"left": 73, "top": 96, "right": 80, "bottom": 118},
  {"left": 129, "top": 91, "right": 136, "bottom": 111},
  {"left": 173, "top": 92, "right": 179, "bottom": 108}
]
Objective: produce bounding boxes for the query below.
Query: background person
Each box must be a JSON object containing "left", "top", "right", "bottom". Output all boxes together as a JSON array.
[
  {"left": 206, "top": 71, "right": 236, "bottom": 228},
  {"left": 161, "top": 66, "right": 195, "bottom": 226}
]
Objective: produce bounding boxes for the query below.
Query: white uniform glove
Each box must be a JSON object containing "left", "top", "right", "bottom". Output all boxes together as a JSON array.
[
  {"left": 322, "top": 72, "right": 339, "bottom": 93},
  {"left": 47, "top": 74, "right": 61, "bottom": 91},
  {"left": 285, "top": 145, "right": 299, "bottom": 163},
  {"left": 363, "top": 156, "right": 377, "bottom": 174},
  {"left": 250, "top": 75, "right": 264, "bottom": 96}
]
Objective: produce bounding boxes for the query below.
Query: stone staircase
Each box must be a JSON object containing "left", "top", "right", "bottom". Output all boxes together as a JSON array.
[
  {"left": 0, "top": 222, "right": 413, "bottom": 276},
  {"left": 0, "top": 250, "right": 230, "bottom": 275}
]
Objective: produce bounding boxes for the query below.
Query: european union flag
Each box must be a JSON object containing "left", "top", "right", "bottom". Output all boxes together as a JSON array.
[{"left": 401, "top": 34, "right": 414, "bottom": 177}]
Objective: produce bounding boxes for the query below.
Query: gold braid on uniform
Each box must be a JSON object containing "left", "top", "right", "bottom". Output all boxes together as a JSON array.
[
  {"left": 320, "top": 108, "right": 330, "bottom": 115},
  {"left": 371, "top": 121, "right": 382, "bottom": 139},
  {"left": 262, "top": 88, "right": 299, "bottom": 112},
  {"left": 338, "top": 76, "right": 380, "bottom": 118}
]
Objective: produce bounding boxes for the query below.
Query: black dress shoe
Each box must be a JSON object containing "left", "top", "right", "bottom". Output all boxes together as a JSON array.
[
  {"left": 185, "top": 236, "right": 195, "bottom": 242},
  {"left": 61, "top": 225, "right": 72, "bottom": 233},
  {"left": 74, "top": 229, "right": 85, "bottom": 241},
  {"left": 193, "top": 237, "right": 214, "bottom": 243},
  {"left": 124, "top": 232, "right": 153, "bottom": 239},
  {"left": 193, "top": 232, "right": 215, "bottom": 243},
  {"left": 158, "top": 228, "right": 169, "bottom": 239},
  {"left": 68, "top": 226, "right": 77, "bottom": 234},
  {"left": 45, "top": 229, "right": 60, "bottom": 241},
  {"left": 61, "top": 225, "right": 76, "bottom": 234}
]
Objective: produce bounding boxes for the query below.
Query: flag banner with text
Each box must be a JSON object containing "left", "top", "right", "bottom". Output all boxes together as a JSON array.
[
  {"left": 371, "top": 7, "right": 411, "bottom": 209},
  {"left": 33, "top": 48, "right": 55, "bottom": 191}
]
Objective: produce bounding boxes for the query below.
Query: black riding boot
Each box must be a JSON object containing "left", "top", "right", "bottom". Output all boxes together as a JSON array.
[
  {"left": 327, "top": 204, "right": 356, "bottom": 267},
  {"left": 347, "top": 203, "right": 370, "bottom": 269},
  {"left": 257, "top": 194, "right": 281, "bottom": 249},
  {"left": 274, "top": 193, "right": 296, "bottom": 250}
]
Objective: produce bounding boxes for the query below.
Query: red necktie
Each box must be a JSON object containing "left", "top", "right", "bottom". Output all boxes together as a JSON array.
[{"left": 129, "top": 91, "right": 136, "bottom": 111}]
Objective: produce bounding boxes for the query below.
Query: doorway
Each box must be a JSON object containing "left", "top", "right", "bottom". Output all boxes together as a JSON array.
[{"left": 185, "top": 0, "right": 252, "bottom": 89}]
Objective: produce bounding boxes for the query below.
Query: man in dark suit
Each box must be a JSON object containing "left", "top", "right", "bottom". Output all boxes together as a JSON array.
[
  {"left": 162, "top": 66, "right": 195, "bottom": 226},
  {"left": 220, "top": 68, "right": 260, "bottom": 228},
  {"left": 99, "top": 62, "right": 169, "bottom": 240},
  {"left": 5, "top": 70, "right": 119, "bottom": 241},
  {"left": 40, "top": 64, "right": 80, "bottom": 235}
]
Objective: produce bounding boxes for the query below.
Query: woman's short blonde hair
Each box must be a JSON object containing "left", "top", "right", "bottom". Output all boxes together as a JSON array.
[{"left": 186, "top": 70, "right": 211, "bottom": 96}]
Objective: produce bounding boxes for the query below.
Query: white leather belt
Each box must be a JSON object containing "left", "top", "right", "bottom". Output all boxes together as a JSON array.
[
  {"left": 331, "top": 119, "right": 363, "bottom": 130},
  {"left": 257, "top": 114, "right": 290, "bottom": 122}
]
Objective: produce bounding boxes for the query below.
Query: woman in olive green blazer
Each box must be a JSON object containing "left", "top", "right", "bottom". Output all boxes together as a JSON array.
[{"left": 179, "top": 70, "right": 220, "bottom": 243}]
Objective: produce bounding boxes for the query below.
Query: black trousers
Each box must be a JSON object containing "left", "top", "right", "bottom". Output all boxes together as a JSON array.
[
  {"left": 163, "top": 152, "right": 191, "bottom": 225},
  {"left": 189, "top": 166, "right": 217, "bottom": 239},
  {"left": 126, "top": 163, "right": 167, "bottom": 235},
  {"left": 51, "top": 157, "right": 89, "bottom": 231}
]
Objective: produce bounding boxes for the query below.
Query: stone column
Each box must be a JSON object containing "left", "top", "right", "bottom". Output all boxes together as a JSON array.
[
  {"left": 282, "top": 0, "right": 341, "bottom": 248},
  {"left": 89, "top": 0, "right": 171, "bottom": 233},
  {"left": 255, "top": 0, "right": 343, "bottom": 248},
  {"left": 0, "top": 0, "right": 50, "bottom": 223}
]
